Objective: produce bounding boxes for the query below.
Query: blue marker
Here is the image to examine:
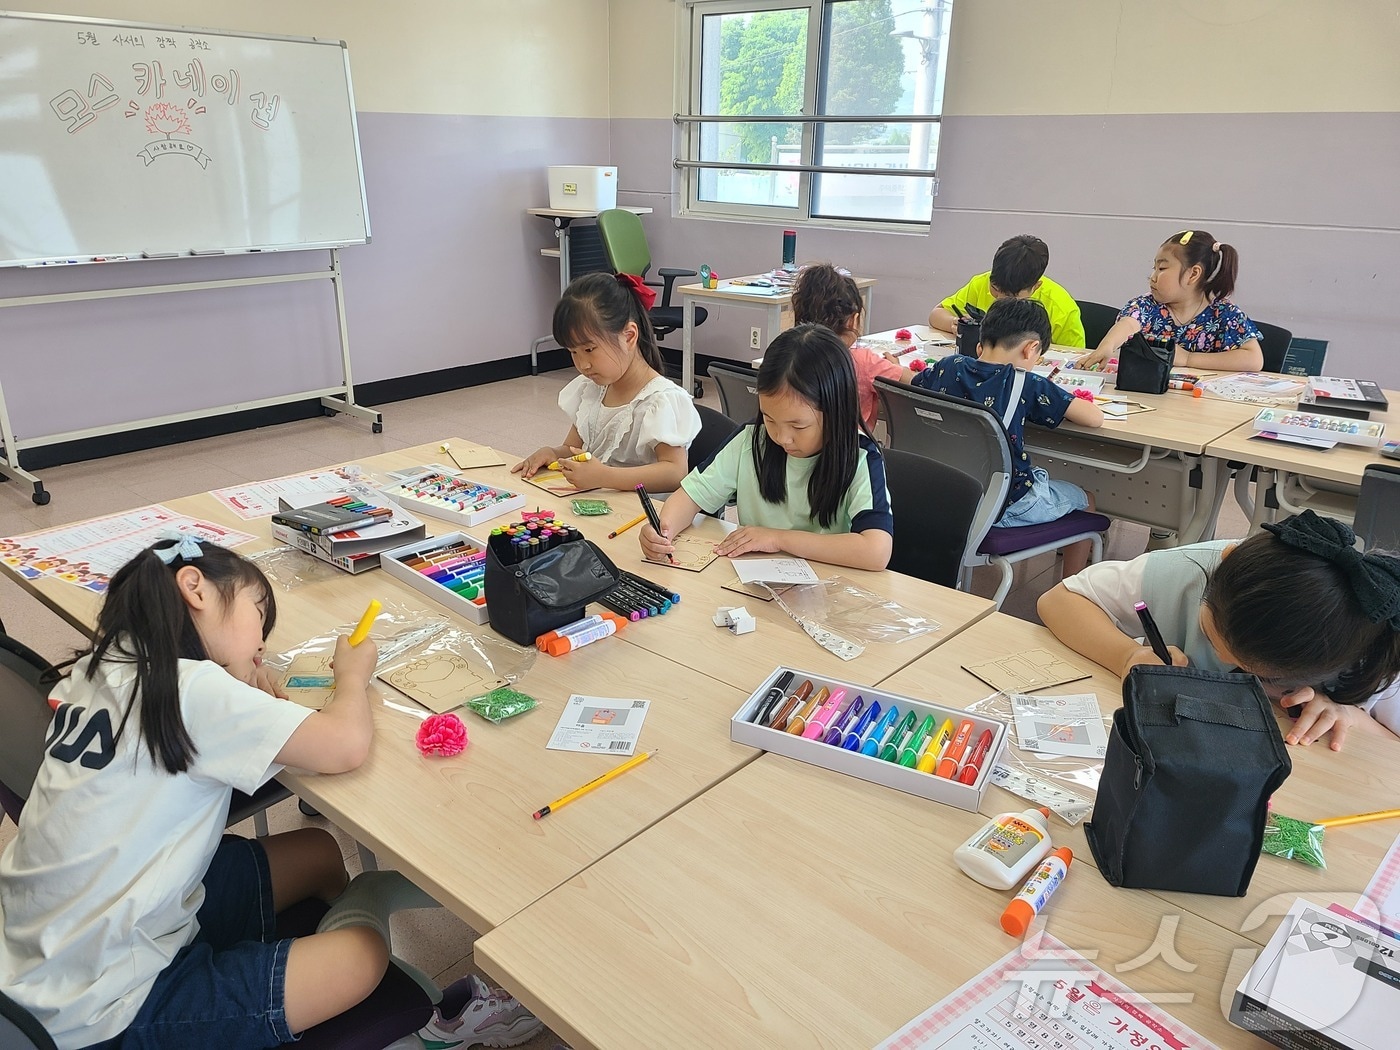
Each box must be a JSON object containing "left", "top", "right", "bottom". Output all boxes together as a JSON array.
[
  {"left": 840, "top": 700, "right": 881, "bottom": 750},
  {"left": 858, "top": 705, "right": 900, "bottom": 756}
]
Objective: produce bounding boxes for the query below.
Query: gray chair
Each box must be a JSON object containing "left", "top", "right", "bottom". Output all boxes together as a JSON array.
[
  {"left": 883, "top": 448, "right": 984, "bottom": 588},
  {"left": 707, "top": 361, "right": 760, "bottom": 423},
  {"left": 1355, "top": 463, "right": 1400, "bottom": 552},
  {"left": 689, "top": 404, "right": 740, "bottom": 472},
  {"left": 875, "top": 378, "right": 1110, "bottom": 608},
  {"left": 1075, "top": 300, "right": 1120, "bottom": 351}
]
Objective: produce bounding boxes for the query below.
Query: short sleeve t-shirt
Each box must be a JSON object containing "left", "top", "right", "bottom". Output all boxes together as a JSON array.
[
  {"left": 941, "top": 272, "right": 1086, "bottom": 348},
  {"left": 913, "top": 355, "right": 1073, "bottom": 504},
  {"left": 1118, "top": 295, "right": 1262, "bottom": 354},
  {"left": 558, "top": 374, "right": 702, "bottom": 467},
  {"left": 849, "top": 343, "right": 906, "bottom": 432},
  {"left": 681, "top": 426, "right": 893, "bottom": 536},
  {"left": 0, "top": 655, "right": 312, "bottom": 1048}
]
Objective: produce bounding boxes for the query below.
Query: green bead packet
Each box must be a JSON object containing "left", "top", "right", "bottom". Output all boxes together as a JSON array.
[
  {"left": 1260, "top": 811, "right": 1326, "bottom": 868},
  {"left": 467, "top": 686, "right": 539, "bottom": 724},
  {"left": 571, "top": 498, "right": 611, "bottom": 516}
]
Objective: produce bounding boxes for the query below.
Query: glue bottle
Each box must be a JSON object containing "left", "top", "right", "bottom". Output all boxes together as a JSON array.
[
  {"left": 543, "top": 612, "right": 627, "bottom": 656},
  {"left": 1001, "top": 847, "right": 1072, "bottom": 936},
  {"left": 952, "top": 807, "right": 1053, "bottom": 890}
]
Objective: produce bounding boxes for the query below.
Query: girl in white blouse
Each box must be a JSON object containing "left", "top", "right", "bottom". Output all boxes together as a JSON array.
[{"left": 513, "top": 272, "right": 701, "bottom": 492}]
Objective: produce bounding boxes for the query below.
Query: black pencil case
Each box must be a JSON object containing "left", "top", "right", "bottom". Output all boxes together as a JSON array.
[
  {"left": 1114, "top": 333, "right": 1174, "bottom": 395},
  {"left": 484, "top": 539, "right": 620, "bottom": 646}
]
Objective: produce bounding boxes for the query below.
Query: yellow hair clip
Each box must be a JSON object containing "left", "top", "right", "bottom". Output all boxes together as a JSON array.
[{"left": 1178, "top": 231, "right": 1193, "bottom": 244}]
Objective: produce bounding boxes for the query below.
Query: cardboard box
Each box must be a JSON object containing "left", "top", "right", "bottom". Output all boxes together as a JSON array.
[
  {"left": 547, "top": 165, "right": 617, "bottom": 211},
  {"left": 1231, "top": 898, "right": 1397, "bottom": 1049},
  {"left": 380, "top": 532, "right": 489, "bottom": 625},
  {"left": 730, "top": 666, "right": 1007, "bottom": 813},
  {"left": 271, "top": 521, "right": 385, "bottom": 574},
  {"left": 381, "top": 467, "right": 525, "bottom": 529},
  {"left": 270, "top": 484, "right": 426, "bottom": 574}
]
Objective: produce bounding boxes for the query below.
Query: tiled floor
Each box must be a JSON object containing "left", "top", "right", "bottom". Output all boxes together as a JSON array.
[{"left": 0, "top": 369, "right": 1249, "bottom": 1048}]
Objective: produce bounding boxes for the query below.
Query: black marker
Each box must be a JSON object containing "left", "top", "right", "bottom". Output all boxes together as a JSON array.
[
  {"left": 1134, "top": 601, "right": 1172, "bottom": 665},
  {"left": 636, "top": 484, "right": 673, "bottom": 563},
  {"left": 752, "top": 671, "right": 795, "bottom": 724}
]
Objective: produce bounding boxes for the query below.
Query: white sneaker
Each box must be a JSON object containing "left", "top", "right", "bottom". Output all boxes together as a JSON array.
[{"left": 418, "top": 975, "right": 544, "bottom": 1049}]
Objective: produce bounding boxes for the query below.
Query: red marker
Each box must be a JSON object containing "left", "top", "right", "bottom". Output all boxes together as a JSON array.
[
  {"left": 934, "top": 719, "right": 975, "bottom": 779},
  {"left": 956, "top": 729, "right": 995, "bottom": 785}
]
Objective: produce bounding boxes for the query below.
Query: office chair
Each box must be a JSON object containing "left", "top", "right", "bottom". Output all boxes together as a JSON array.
[
  {"left": 596, "top": 209, "right": 708, "bottom": 395},
  {"left": 707, "top": 361, "right": 760, "bottom": 423},
  {"left": 1355, "top": 464, "right": 1400, "bottom": 552},
  {"left": 1252, "top": 320, "right": 1294, "bottom": 373},
  {"left": 0, "top": 991, "right": 57, "bottom": 1050},
  {"left": 1075, "top": 300, "right": 1120, "bottom": 351},
  {"left": 689, "top": 405, "right": 741, "bottom": 472},
  {"left": 875, "top": 379, "right": 1110, "bottom": 608},
  {"left": 883, "top": 448, "right": 984, "bottom": 588}
]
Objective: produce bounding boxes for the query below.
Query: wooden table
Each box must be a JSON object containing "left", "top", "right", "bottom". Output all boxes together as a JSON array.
[
  {"left": 476, "top": 756, "right": 1262, "bottom": 1049},
  {"left": 679, "top": 273, "right": 876, "bottom": 397}
]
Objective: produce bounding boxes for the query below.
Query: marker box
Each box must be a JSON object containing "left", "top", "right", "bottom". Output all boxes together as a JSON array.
[
  {"left": 380, "top": 531, "right": 490, "bottom": 624},
  {"left": 730, "top": 666, "right": 1008, "bottom": 813},
  {"left": 382, "top": 469, "right": 526, "bottom": 529}
]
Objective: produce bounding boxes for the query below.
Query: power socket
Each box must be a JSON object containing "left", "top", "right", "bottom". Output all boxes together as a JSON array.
[{"left": 749, "top": 327, "right": 762, "bottom": 350}]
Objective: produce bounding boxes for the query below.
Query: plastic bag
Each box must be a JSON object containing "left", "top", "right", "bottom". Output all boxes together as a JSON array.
[
  {"left": 1261, "top": 811, "right": 1326, "bottom": 868},
  {"left": 467, "top": 686, "right": 539, "bottom": 723},
  {"left": 772, "top": 576, "right": 941, "bottom": 645},
  {"left": 248, "top": 547, "right": 345, "bottom": 591}
]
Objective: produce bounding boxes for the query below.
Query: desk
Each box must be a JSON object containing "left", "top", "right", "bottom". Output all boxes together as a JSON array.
[
  {"left": 476, "top": 756, "right": 1257, "bottom": 1049},
  {"left": 678, "top": 273, "right": 876, "bottom": 398}
]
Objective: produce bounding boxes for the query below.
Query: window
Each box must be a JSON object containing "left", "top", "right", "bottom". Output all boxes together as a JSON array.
[{"left": 679, "top": 0, "right": 953, "bottom": 227}]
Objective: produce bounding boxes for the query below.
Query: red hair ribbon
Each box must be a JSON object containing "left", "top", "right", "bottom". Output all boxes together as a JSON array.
[{"left": 616, "top": 272, "right": 657, "bottom": 312}]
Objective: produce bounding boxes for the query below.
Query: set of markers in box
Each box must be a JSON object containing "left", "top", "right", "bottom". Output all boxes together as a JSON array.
[
  {"left": 730, "top": 667, "right": 1007, "bottom": 812},
  {"left": 380, "top": 532, "right": 490, "bottom": 623},
  {"left": 486, "top": 518, "right": 584, "bottom": 564},
  {"left": 383, "top": 468, "right": 526, "bottom": 527}
]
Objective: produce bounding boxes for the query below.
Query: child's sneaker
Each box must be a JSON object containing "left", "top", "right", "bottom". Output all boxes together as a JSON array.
[{"left": 417, "top": 974, "right": 544, "bottom": 1049}]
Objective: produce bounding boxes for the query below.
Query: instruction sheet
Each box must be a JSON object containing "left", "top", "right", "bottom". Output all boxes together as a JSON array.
[{"left": 546, "top": 694, "right": 651, "bottom": 756}]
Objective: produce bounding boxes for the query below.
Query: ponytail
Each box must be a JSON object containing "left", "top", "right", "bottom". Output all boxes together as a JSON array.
[
  {"left": 552, "top": 271, "right": 666, "bottom": 374},
  {"left": 77, "top": 539, "right": 277, "bottom": 774},
  {"left": 1163, "top": 229, "right": 1239, "bottom": 301}
]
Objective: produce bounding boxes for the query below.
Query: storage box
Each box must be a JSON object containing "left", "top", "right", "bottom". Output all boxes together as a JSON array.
[
  {"left": 547, "top": 165, "right": 617, "bottom": 211},
  {"left": 380, "top": 532, "right": 490, "bottom": 624},
  {"left": 381, "top": 467, "right": 526, "bottom": 529},
  {"left": 730, "top": 666, "right": 1008, "bottom": 812},
  {"left": 271, "top": 521, "right": 383, "bottom": 574},
  {"left": 1252, "top": 408, "right": 1385, "bottom": 448}
]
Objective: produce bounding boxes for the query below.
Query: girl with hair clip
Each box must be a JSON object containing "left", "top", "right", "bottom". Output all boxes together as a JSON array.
[
  {"left": 1076, "top": 229, "right": 1264, "bottom": 372},
  {"left": 0, "top": 537, "right": 536, "bottom": 1048},
  {"left": 790, "top": 263, "right": 912, "bottom": 432},
  {"left": 640, "top": 323, "right": 893, "bottom": 571},
  {"left": 513, "top": 271, "right": 701, "bottom": 492},
  {"left": 1038, "top": 511, "right": 1400, "bottom": 752}
]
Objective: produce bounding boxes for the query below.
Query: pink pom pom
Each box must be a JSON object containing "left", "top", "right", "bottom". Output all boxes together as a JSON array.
[
  {"left": 895, "top": 328, "right": 913, "bottom": 342},
  {"left": 416, "top": 713, "right": 468, "bottom": 757},
  {"left": 1072, "top": 388, "right": 1096, "bottom": 402},
  {"left": 909, "top": 359, "right": 927, "bottom": 372}
]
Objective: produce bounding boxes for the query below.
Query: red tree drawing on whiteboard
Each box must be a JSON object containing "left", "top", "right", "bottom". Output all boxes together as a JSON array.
[{"left": 144, "top": 102, "right": 191, "bottom": 137}]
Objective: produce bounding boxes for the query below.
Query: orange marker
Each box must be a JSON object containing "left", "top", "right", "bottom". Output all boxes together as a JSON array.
[{"left": 935, "top": 719, "right": 975, "bottom": 779}]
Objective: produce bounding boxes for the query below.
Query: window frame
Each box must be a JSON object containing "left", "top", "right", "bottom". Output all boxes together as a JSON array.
[{"left": 677, "top": 0, "right": 943, "bottom": 231}]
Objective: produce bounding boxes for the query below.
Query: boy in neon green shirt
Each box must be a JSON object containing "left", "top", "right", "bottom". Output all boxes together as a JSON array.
[{"left": 928, "top": 234, "right": 1085, "bottom": 348}]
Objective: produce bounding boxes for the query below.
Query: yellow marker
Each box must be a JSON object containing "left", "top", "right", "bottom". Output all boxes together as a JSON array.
[
  {"left": 546, "top": 451, "right": 592, "bottom": 471},
  {"left": 533, "top": 750, "right": 655, "bottom": 819},
  {"left": 916, "top": 718, "right": 956, "bottom": 774},
  {"left": 347, "top": 599, "right": 381, "bottom": 647},
  {"left": 1316, "top": 807, "right": 1400, "bottom": 829}
]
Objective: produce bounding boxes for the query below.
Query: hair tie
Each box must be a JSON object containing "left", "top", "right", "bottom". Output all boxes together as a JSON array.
[
  {"left": 153, "top": 531, "right": 204, "bottom": 565},
  {"left": 1206, "top": 245, "right": 1225, "bottom": 283},
  {"left": 1263, "top": 511, "right": 1400, "bottom": 629},
  {"left": 615, "top": 272, "right": 657, "bottom": 313}
]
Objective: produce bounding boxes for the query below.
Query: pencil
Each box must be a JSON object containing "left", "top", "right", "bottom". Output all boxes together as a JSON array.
[
  {"left": 1316, "top": 808, "right": 1400, "bottom": 829},
  {"left": 608, "top": 513, "right": 647, "bottom": 539},
  {"left": 532, "top": 750, "right": 656, "bottom": 819},
  {"left": 347, "top": 599, "right": 381, "bottom": 647}
]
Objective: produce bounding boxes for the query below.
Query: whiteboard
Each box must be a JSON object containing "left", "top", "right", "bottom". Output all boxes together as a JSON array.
[{"left": 0, "top": 12, "right": 371, "bottom": 266}]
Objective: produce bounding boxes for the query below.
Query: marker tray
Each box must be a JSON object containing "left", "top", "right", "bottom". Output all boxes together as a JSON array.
[
  {"left": 730, "top": 666, "right": 1008, "bottom": 813},
  {"left": 380, "top": 531, "right": 490, "bottom": 624},
  {"left": 382, "top": 470, "right": 526, "bottom": 528},
  {"left": 1252, "top": 408, "right": 1384, "bottom": 448}
]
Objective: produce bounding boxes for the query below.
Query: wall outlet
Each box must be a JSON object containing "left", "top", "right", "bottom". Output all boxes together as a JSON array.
[{"left": 749, "top": 327, "right": 762, "bottom": 350}]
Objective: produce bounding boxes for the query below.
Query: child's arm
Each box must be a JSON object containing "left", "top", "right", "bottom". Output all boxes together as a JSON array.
[
  {"left": 1062, "top": 397, "right": 1105, "bottom": 428},
  {"left": 1176, "top": 338, "right": 1263, "bottom": 373},
  {"left": 511, "top": 426, "right": 584, "bottom": 478},
  {"left": 276, "top": 635, "right": 377, "bottom": 774},
  {"left": 639, "top": 488, "right": 704, "bottom": 561},
  {"left": 1037, "top": 583, "right": 1188, "bottom": 678},
  {"left": 714, "top": 526, "right": 892, "bottom": 571},
  {"left": 556, "top": 441, "right": 689, "bottom": 493},
  {"left": 1074, "top": 316, "right": 1142, "bottom": 371},
  {"left": 928, "top": 305, "right": 959, "bottom": 334}
]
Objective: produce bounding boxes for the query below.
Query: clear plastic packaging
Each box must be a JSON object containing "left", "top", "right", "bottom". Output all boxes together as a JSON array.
[
  {"left": 771, "top": 576, "right": 942, "bottom": 645},
  {"left": 1261, "top": 811, "right": 1326, "bottom": 869},
  {"left": 248, "top": 546, "right": 345, "bottom": 591},
  {"left": 467, "top": 686, "right": 539, "bottom": 723}
]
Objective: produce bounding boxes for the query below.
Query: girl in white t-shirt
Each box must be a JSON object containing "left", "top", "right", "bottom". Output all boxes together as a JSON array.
[
  {"left": 0, "top": 537, "right": 401, "bottom": 1048},
  {"left": 513, "top": 272, "right": 701, "bottom": 493}
]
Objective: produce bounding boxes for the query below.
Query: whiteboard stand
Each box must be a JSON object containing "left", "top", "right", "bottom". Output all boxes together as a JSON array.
[{"left": 0, "top": 248, "right": 380, "bottom": 505}]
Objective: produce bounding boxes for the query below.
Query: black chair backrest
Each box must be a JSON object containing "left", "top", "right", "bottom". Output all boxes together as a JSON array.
[
  {"left": 1076, "top": 300, "right": 1120, "bottom": 350},
  {"left": 707, "top": 361, "right": 761, "bottom": 423},
  {"left": 689, "top": 405, "right": 741, "bottom": 472},
  {"left": 883, "top": 448, "right": 983, "bottom": 587},
  {"left": 1356, "top": 463, "right": 1400, "bottom": 552},
  {"left": 0, "top": 990, "right": 58, "bottom": 1050},
  {"left": 1252, "top": 320, "right": 1294, "bottom": 373},
  {"left": 0, "top": 634, "right": 57, "bottom": 825}
]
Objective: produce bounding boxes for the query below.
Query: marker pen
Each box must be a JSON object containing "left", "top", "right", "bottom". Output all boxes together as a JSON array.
[
  {"left": 916, "top": 719, "right": 956, "bottom": 774},
  {"left": 956, "top": 729, "right": 995, "bottom": 785},
  {"left": 935, "top": 720, "right": 976, "bottom": 779},
  {"left": 767, "top": 680, "right": 814, "bottom": 730},
  {"left": 897, "top": 714, "right": 938, "bottom": 768},
  {"left": 859, "top": 706, "right": 900, "bottom": 756},
  {"left": 822, "top": 695, "right": 865, "bottom": 746},
  {"left": 839, "top": 700, "right": 881, "bottom": 750},
  {"left": 800, "top": 688, "right": 847, "bottom": 739},
  {"left": 1134, "top": 601, "right": 1172, "bottom": 665},
  {"left": 750, "top": 671, "right": 795, "bottom": 724},
  {"left": 783, "top": 686, "right": 831, "bottom": 736},
  {"left": 877, "top": 710, "right": 918, "bottom": 762}
]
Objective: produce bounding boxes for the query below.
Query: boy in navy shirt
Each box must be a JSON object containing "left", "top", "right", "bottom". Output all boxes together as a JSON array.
[{"left": 913, "top": 298, "right": 1104, "bottom": 574}]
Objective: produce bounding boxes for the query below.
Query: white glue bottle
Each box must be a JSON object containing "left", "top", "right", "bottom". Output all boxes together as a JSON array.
[{"left": 952, "top": 806, "right": 1053, "bottom": 890}]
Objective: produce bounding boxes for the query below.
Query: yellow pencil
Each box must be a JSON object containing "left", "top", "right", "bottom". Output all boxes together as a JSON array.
[
  {"left": 347, "top": 599, "right": 381, "bottom": 647},
  {"left": 532, "top": 750, "right": 655, "bottom": 819},
  {"left": 608, "top": 513, "right": 647, "bottom": 539},
  {"left": 1316, "top": 807, "right": 1400, "bottom": 829},
  {"left": 546, "top": 451, "right": 592, "bottom": 471}
]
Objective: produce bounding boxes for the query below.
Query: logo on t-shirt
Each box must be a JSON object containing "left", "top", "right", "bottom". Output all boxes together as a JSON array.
[{"left": 46, "top": 701, "right": 116, "bottom": 770}]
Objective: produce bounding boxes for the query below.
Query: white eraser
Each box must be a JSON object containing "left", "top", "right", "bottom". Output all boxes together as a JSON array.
[
  {"left": 713, "top": 607, "right": 736, "bottom": 627},
  {"left": 728, "top": 612, "right": 757, "bottom": 636}
]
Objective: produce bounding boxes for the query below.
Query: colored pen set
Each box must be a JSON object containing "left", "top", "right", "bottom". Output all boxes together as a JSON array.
[
  {"left": 386, "top": 472, "right": 526, "bottom": 527},
  {"left": 598, "top": 571, "right": 681, "bottom": 622},
  {"left": 486, "top": 518, "right": 584, "bottom": 565},
  {"left": 391, "top": 538, "right": 488, "bottom": 606}
]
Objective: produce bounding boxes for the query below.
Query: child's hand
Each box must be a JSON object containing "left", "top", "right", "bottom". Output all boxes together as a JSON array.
[
  {"left": 557, "top": 448, "right": 609, "bottom": 488},
  {"left": 330, "top": 633, "right": 378, "bottom": 688},
  {"left": 639, "top": 522, "right": 675, "bottom": 561},
  {"left": 1283, "top": 687, "right": 1365, "bottom": 751},
  {"left": 1118, "top": 644, "right": 1189, "bottom": 679},
  {"left": 511, "top": 447, "right": 557, "bottom": 478},
  {"left": 251, "top": 661, "right": 288, "bottom": 700},
  {"left": 715, "top": 526, "right": 783, "bottom": 559},
  {"left": 1075, "top": 347, "right": 1113, "bottom": 371}
]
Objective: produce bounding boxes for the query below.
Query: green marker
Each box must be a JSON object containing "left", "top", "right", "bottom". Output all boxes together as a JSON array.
[
  {"left": 898, "top": 714, "right": 938, "bottom": 768},
  {"left": 878, "top": 710, "right": 918, "bottom": 763}
]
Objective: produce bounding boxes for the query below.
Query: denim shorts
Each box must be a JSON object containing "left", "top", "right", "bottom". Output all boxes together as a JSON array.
[
  {"left": 83, "top": 836, "right": 296, "bottom": 1049},
  {"left": 994, "top": 466, "right": 1089, "bottom": 528}
]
